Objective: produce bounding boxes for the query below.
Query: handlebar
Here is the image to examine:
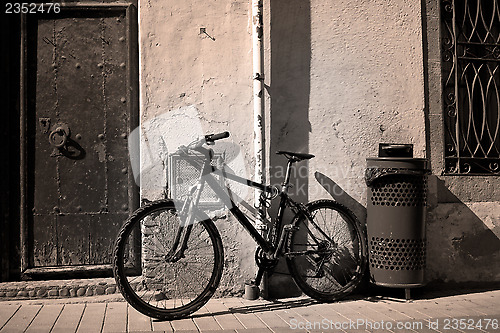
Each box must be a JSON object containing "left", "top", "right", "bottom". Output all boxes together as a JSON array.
[
  {"left": 177, "top": 131, "right": 230, "bottom": 154},
  {"left": 205, "top": 131, "right": 230, "bottom": 142}
]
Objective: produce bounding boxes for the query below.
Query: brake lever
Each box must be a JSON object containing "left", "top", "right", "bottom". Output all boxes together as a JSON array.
[
  {"left": 176, "top": 145, "right": 189, "bottom": 155},
  {"left": 176, "top": 136, "right": 210, "bottom": 154}
]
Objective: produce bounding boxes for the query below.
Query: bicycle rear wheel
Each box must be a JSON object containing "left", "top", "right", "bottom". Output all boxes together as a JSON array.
[
  {"left": 285, "top": 200, "right": 367, "bottom": 302},
  {"left": 113, "top": 199, "right": 223, "bottom": 320}
]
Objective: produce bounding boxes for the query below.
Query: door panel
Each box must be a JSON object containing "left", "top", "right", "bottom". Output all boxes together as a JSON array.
[
  {"left": 89, "top": 213, "right": 128, "bottom": 264},
  {"left": 32, "top": 215, "right": 57, "bottom": 266},
  {"left": 23, "top": 3, "right": 138, "bottom": 274},
  {"left": 56, "top": 215, "right": 91, "bottom": 266},
  {"left": 54, "top": 15, "right": 106, "bottom": 216}
]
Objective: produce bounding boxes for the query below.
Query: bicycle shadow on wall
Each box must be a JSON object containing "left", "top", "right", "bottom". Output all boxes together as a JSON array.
[
  {"left": 267, "top": 0, "right": 312, "bottom": 299},
  {"left": 314, "top": 171, "right": 368, "bottom": 228},
  {"left": 313, "top": 171, "right": 371, "bottom": 295}
]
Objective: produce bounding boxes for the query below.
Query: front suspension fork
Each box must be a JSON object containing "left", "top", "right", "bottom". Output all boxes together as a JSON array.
[{"left": 165, "top": 196, "right": 197, "bottom": 262}]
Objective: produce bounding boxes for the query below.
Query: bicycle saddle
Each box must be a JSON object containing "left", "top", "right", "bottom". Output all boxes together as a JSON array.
[{"left": 276, "top": 151, "right": 315, "bottom": 161}]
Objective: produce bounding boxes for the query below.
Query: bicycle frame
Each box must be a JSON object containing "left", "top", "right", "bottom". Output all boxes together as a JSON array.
[
  {"left": 114, "top": 136, "right": 367, "bottom": 319},
  {"left": 173, "top": 146, "right": 305, "bottom": 259},
  {"left": 166, "top": 143, "right": 337, "bottom": 284}
]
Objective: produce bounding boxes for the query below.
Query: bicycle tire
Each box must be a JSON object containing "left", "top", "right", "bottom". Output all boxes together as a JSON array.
[
  {"left": 113, "top": 199, "right": 224, "bottom": 320},
  {"left": 285, "top": 200, "right": 367, "bottom": 302}
]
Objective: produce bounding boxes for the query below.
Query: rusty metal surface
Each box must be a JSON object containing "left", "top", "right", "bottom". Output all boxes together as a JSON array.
[
  {"left": 89, "top": 213, "right": 129, "bottom": 264},
  {"left": 56, "top": 215, "right": 91, "bottom": 266},
  {"left": 33, "top": 19, "right": 59, "bottom": 217},
  {"left": 56, "top": 15, "right": 106, "bottom": 214},
  {"left": 103, "top": 11, "right": 131, "bottom": 215},
  {"left": 32, "top": 215, "right": 57, "bottom": 266},
  {"left": 28, "top": 6, "right": 136, "bottom": 270}
]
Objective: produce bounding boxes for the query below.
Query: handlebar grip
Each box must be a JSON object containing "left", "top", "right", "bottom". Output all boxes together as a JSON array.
[{"left": 206, "top": 131, "right": 230, "bottom": 142}]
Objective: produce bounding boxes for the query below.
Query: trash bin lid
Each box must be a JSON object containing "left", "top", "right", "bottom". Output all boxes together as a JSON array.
[
  {"left": 366, "top": 157, "right": 428, "bottom": 170},
  {"left": 365, "top": 158, "right": 429, "bottom": 186}
]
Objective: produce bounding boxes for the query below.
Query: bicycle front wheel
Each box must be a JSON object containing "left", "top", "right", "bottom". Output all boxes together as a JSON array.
[
  {"left": 285, "top": 200, "right": 367, "bottom": 302},
  {"left": 113, "top": 199, "right": 224, "bottom": 320}
]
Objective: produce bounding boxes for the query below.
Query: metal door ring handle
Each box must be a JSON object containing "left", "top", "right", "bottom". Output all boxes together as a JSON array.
[{"left": 49, "top": 125, "right": 70, "bottom": 148}]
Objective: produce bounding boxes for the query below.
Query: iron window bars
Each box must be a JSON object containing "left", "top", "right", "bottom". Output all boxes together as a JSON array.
[{"left": 442, "top": 0, "right": 500, "bottom": 174}]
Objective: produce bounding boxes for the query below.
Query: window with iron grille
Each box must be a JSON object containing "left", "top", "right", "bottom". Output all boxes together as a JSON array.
[{"left": 442, "top": 0, "right": 500, "bottom": 174}]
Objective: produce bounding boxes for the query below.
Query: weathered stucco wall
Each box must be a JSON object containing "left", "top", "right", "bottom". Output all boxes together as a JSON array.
[
  {"left": 138, "top": 0, "right": 499, "bottom": 296},
  {"left": 426, "top": 196, "right": 500, "bottom": 283},
  {"left": 266, "top": 0, "right": 427, "bottom": 296},
  {"left": 306, "top": 0, "right": 426, "bottom": 204},
  {"left": 139, "top": 0, "right": 257, "bottom": 294},
  {"left": 269, "top": 0, "right": 500, "bottom": 289}
]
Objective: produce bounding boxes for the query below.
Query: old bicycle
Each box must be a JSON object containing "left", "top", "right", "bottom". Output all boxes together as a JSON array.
[{"left": 113, "top": 131, "right": 367, "bottom": 320}]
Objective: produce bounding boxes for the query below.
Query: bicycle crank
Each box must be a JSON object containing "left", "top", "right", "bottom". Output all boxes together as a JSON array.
[{"left": 255, "top": 247, "right": 278, "bottom": 271}]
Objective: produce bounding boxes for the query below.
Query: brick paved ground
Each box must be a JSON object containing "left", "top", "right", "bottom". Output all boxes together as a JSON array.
[{"left": 0, "top": 289, "right": 499, "bottom": 332}]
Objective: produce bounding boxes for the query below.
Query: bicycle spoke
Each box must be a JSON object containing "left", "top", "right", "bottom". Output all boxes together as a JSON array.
[
  {"left": 303, "top": 254, "right": 342, "bottom": 288},
  {"left": 286, "top": 200, "right": 366, "bottom": 301},
  {"left": 114, "top": 201, "right": 223, "bottom": 320}
]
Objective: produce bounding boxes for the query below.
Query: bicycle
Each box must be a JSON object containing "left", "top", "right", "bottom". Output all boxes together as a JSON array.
[{"left": 113, "top": 131, "right": 367, "bottom": 320}]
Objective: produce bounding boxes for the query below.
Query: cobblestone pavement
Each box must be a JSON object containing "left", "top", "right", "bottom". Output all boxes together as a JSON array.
[
  {"left": 0, "top": 278, "right": 119, "bottom": 300},
  {"left": 0, "top": 289, "right": 499, "bottom": 332}
]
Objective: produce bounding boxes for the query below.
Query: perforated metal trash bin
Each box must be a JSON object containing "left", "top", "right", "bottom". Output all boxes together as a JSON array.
[{"left": 365, "top": 158, "right": 429, "bottom": 288}]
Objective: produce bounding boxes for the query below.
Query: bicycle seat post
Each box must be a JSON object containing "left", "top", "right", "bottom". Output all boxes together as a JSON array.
[
  {"left": 282, "top": 160, "right": 295, "bottom": 193},
  {"left": 276, "top": 151, "right": 314, "bottom": 192}
]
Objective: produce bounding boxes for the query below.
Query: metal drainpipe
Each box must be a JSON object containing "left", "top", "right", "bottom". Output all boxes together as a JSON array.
[{"left": 252, "top": 0, "right": 268, "bottom": 297}]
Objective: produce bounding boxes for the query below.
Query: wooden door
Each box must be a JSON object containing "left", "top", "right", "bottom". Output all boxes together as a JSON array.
[{"left": 20, "top": 2, "right": 138, "bottom": 277}]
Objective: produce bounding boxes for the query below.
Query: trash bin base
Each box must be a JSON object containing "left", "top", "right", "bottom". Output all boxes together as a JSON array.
[
  {"left": 372, "top": 282, "right": 424, "bottom": 288},
  {"left": 370, "top": 268, "right": 424, "bottom": 286}
]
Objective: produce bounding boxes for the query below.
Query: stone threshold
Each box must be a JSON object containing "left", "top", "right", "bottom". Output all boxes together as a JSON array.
[{"left": 0, "top": 277, "right": 117, "bottom": 300}]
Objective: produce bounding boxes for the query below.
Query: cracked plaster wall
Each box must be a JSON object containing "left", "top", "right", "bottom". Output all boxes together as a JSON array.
[
  {"left": 306, "top": 0, "right": 426, "bottom": 205},
  {"left": 138, "top": 0, "right": 499, "bottom": 295},
  {"left": 139, "top": 0, "right": 256, "bottom": 295}
]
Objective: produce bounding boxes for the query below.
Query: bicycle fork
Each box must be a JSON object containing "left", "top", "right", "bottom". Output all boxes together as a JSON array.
[{"left": 165, "top": 182, "right": 205, "bottom": 262}]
